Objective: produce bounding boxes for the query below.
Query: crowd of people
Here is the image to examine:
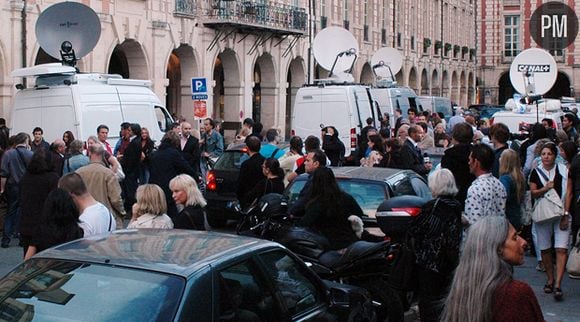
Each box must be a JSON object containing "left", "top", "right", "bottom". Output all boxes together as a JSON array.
[{"left": 0, "top": 104, "right": 579, "bottom": 321}]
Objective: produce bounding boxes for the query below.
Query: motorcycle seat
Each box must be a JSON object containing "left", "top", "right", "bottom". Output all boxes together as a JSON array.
[{"left": 319, "top": 240, "right": 388, "bottom": 269}]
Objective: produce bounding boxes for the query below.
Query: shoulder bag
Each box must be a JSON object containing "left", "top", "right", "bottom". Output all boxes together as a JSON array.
[
  {"left": 567, "top": 230, "right": 580, "bottom": 277},
  {"left": 531, "top": 167, "right": 564, "bottom": 223}
]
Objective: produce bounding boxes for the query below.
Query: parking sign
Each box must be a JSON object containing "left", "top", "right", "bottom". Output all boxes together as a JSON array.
[{"left": 191, "top": 77, "right": 207, "bottom": 95}]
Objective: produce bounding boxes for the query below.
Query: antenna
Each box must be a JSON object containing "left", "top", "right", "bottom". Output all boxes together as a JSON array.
[
  {"left": 313, "top": 27, "right": 359, "bottom": 83},
  {"left": 35, "top": 2, "right": 101, "bottom": 67},
  {"left": 371, "top": 47, "right": 403, "bottom": 87}
]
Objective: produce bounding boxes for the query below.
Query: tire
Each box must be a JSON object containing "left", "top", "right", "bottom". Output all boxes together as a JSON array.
[
  {"left": 206, "top": 210, "right": 227, "bottom": 228},
  {"left": 357, "top": 279, "right": 404, "bottom": 322}
]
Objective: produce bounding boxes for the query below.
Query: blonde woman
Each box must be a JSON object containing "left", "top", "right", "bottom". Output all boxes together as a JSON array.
[
  {"left": 128, "top": 184, "right": 173, "bottom": 229},
  {"left": 169, "top": 174, "right": 208, "bottom": 230},
  {"left": 499, "top": 149, "right": 525, "bottom": 231}
]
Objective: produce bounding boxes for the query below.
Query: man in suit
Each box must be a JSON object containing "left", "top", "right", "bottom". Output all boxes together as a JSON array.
[
  {"left": 237, "top": 136, "right": 265, "bottom": 208},
  {"left": 120, "top": 123, "right": 142, "bottom": 215},
  {"left": 399, "top": 124, "right": 432, "bottom": 177},
  {"left": 179, "top": 122, "right": 201, "bottom": 181}
]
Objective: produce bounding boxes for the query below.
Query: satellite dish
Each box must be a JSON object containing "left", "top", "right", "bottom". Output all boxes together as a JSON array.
[
  {"left": 371, "top": 47, "right": 403, "bottom": 79},
  {"left": 313, "top": 27, "right": 358, "bottom": 78},
  {"left": 509, "top": 48, "right": 557, "bottom": 96},
  {"left": 36, "top": 2, "right": 101, "bottom": 66}
]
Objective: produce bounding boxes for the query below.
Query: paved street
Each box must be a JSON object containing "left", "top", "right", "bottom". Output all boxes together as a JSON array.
[{"left": 0, "top": 233, "right": 578, "bottom": 321}]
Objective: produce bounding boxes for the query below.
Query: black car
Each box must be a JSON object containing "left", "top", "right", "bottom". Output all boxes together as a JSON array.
[
  {"left": 285, "top": 167, "right": 431, "bottom": 229},
  {"left": 205, "top": 143, "right": 289, "bottom": 227},
  {"left": 0, "top": 229, "right": 375, "bottom": 321}
]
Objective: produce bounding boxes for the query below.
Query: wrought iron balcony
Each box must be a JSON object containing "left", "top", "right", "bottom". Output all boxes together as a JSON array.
[
  {"left": 204, "top": 0, "right": 307, "bottom": 35},
  {"left": 175, "top": 0, "right": 196, "bottom": 16}
]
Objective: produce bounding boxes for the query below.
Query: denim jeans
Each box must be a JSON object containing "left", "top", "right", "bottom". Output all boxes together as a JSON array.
[{"left": 2, "top": 184, "right": 21, "bottom": 244}]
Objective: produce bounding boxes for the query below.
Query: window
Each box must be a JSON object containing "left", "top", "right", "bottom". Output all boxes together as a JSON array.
[
  {"left": 154, "top": 105, "right": 173, "bottom": 132},
  {"left": 504, "top": 15, "right": 520, "bottom": 57},
  {"left": 343, "top": 0, "right": 349, "bottom": 23},
  {"left": 320, "top": 0, "right": 327, "bottom": 29},
  {"left": 217, "top": 260, "right": 281, "bottom": 321},
  {"left": 259, "top": 251, "right": 323, "bottom": 316}
]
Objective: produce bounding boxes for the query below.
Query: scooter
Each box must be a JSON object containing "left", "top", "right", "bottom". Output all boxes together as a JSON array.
[{"left": 236, "top": 193, "right": 405, "bottom": 322}]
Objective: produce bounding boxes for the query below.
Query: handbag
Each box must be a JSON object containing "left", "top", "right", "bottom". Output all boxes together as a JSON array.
[
  {"left": 567, "top": 231, "right": 580, "bottom": 277},
  {"left": 531, "top": 168, "right": 563, "bottom": 223}
]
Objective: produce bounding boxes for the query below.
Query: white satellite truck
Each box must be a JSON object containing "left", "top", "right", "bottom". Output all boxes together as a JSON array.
[
  {"left": 491, "top": 48, "right": 561, "bottom": 133},
  {"left": 9, "top": 2, "right": 173, "bottom": 144},
  {"left": 291, "top": 27, "right": 382, "bottom": 160}
]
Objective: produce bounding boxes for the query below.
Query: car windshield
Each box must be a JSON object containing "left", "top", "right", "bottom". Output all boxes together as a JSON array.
[
  {"left": 287, "top": 179, "right": 386, "bottom": 217},
  {"left": 213, "top": 151, "right": 246, "bottom": 170},
  {"left": 0, "top": 259, "right": 184, "bottom": 321}
]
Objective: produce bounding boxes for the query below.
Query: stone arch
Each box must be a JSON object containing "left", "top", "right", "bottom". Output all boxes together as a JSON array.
[
  {"left": 420, "top": 68, "right": 429, "bottom": 95},
  {"left": 108, "top": 39, "right": 149, "bottom": 80},
  {"left": 408, "top": 67, "right": 418, "bottom": 93},
  {"left": 395, "top": 67, "right": 404, "bottom": 85},
  {"left": 442, "top": 70, "right": 449, "bottom": 98},
  {"left": 252, "top": 52, "right": 277, "bottom": 130},
  {"left": 460, "top": 71, "right": 467, "bottom": 106},
  {"left": 314, "top": 64, "right": 329, "bottom": 79},
  {"left": 498, "top": 72, "right": 515, "bottom": 105},
  {"left": 212, "top": 48, "right": 242, "bottom": 142},
  {"left": 165, "top": 45, "right": 200, "bottom": 121},
  {"left": 286, "top": 57, "right": 306, "bottom": 139},
  {"left": 360, "top": 63, "right": 374, "bottom": 85},
  {"left": 451, "top": 71, "right": 459, "bottom": 104},
  {"left": 431, "top": 69, "right": 440, "bottom": 96}
]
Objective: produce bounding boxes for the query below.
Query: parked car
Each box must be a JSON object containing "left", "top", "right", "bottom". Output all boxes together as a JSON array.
[
  {"left": 285, "top": 167, "right": 431, "bottom": 228},
  {"left": 0, "top": 229, "right": 376, "bottom": 321},
  {"left": 205, "top": 143, "right": 289, "bottom": 227}
]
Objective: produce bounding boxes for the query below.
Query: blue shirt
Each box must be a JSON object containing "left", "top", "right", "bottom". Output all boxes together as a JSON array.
[{"left": 260, "top": 143, "right": 285, "bottom": 159}]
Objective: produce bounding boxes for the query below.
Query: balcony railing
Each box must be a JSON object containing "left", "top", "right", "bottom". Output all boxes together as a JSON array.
[
  {"left": 205, "top": 0, "right": 307, "bottom": 33},
  {"left": 175, "top": 0, "right": 196, "bottom": 16}
]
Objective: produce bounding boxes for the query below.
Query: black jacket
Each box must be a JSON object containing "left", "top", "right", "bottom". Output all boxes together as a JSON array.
[
  {"left": 121, "top": 136, "right": 142, "bottom": 176},
  {"left": 242, "top": 176, "right": 285, "bottom": 206},
  {"left": 237, "top": 153, "right": 266, "bottom": 203},
  {"left": 399, "top": 139, "right": 429, "bottom": 176},
  {"left": 180, "top": 135, "right": 201, "bottom": 178},
  {"left": 323, "top": 135, "right": 345, "bottom": 166},
  {"left": 440, "top": 144, "right": 475, "bottom": 209},
  {"left": 149, "top": 143, "right": 196, "bottom": 217},
  {"left": 19, "top": 171, "right": 59, "bottom": 237},
  {"left": 173, "top": 205, "right": 206, "bottom": 230}
]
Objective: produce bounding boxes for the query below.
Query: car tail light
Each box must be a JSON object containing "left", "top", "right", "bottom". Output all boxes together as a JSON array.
[
  {"left": 390, "top": 207, "right": 422, "bottom": 217},
  {"left": 350, "top": 128, "right": 356, "bottom": 149},
  {"left": 206, "top": 171, "right": 217, "bottom": 191},
  {"left": 291, "top": 129, "right": 295, "bottom": 136}
]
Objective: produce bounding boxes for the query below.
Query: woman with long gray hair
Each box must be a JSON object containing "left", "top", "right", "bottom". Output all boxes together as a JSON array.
[{"left": 441, "top": 216, "right": 543, "bottom": 322}]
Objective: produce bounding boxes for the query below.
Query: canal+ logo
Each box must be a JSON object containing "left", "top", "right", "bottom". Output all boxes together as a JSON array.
[{"left": 530, "top": 2, "right": 579, "bottom": 51}]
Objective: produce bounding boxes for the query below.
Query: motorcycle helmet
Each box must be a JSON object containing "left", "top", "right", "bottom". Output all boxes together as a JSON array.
[{"left": 258, "top": 193, "right": 288, "bottom": 219}]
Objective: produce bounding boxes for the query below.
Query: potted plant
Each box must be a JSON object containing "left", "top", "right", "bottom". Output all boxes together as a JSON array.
[{"left": 444, "top": 43, "right": 452, "bottom": 55}]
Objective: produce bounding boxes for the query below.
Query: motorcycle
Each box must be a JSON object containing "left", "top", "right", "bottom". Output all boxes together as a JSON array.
[{"left": 236, "top": 193, "right": 405, "bottom": 322}]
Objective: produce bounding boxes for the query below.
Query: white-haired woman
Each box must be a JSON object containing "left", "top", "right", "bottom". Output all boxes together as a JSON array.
[
  {"left": 442, "top": 216, "right": 543, "bottom": 322},
  {"left": 128, "top": 184, "right": 173, "bottom": 229},
  {"left": 169, "top": 174, "right": 207, "bottom": 230},
  {"left": 408, "top": 168, "right": 462, "bottom": 322}
]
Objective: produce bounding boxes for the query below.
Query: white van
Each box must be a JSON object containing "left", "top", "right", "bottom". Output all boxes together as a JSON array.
[
  {"left": 10, "top": 64, "right": 173, "bottom": 145},
  {"left": 417, "top": 96, "right": 453, "bottom": 121},
  {"left": 369, "top": 86, "right": 422, "bottom": 128},
  {"left": 291, "top": 84, "right": 381, "bottom": 158},
  {"left": 491, "top": 99, "right": 563, "bottom": 133}
]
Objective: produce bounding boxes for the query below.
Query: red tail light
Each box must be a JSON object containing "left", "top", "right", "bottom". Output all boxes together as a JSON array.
[
  {"left": 291, "top": 129, "right": 295, "bottom": 136},
  {"left": 391, "top": 207, "right": 422, "bottom": 217},
  {"left": 206, "top": 171, "right": 217, "bottom": 191},
  {"left": 489, "top": 117, "right": 494, "bottom": 126},
  {"left": 350, "top": 128, "right": 356, "bottom": 149}
]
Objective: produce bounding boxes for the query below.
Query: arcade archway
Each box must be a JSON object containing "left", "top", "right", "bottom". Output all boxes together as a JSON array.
[
  {"left": 108, "top": 40, "right": 148, "bottom": 80},
  {"left": 360, "top": 63, "right": 374, "bottom": 85},
  {"left": 286, "top": 58, "right": 305, "bottom": 139},
  {"left": 420, "top": 68, "right": 429, "bottom": 95},
  {"left": 166, "top": 45, "right": 199, "bottom": 120},
  {"left": 253, "top": 53, "right": 276, "bottom": 130}
]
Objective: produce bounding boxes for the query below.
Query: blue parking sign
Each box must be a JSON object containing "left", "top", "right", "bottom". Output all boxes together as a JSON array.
[{"left": 191, "top": 78, "right": 207, "bottom": 94}]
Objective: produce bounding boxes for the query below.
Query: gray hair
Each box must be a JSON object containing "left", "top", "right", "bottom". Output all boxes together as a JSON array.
[
  {"left": 428, "top": 168, "right": 458, "bottom": 197},
  {"left": 68, "top": 140, "right": 84, "bottom": 155},
  {"left": 88, "top": 142, "right": 105, "bottom": 156},
  {"left": 441, "top": 216, "right": 512, "bottom": 322}
]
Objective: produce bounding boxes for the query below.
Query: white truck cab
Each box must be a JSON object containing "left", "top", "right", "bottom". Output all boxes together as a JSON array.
[
  {"left": 291, "top": 83, "right": 381, "bottom": 158},
  {"left": 491, "top": 98, "right": 563, "bottom": 133},
  {"left": 10, "top": 63, "right": 173, "bottom": 145},
  {"left": 370, "top": 86, "right": 422, "bottom": 128}
]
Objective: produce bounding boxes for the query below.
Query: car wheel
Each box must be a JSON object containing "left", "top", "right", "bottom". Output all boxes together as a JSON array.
[{"left": 206, "top": 210, "right": 227, "bottom": 228}]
